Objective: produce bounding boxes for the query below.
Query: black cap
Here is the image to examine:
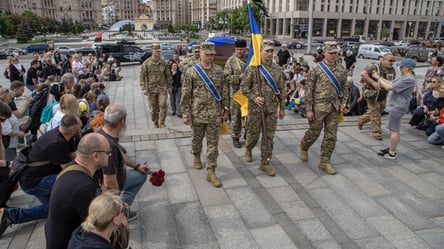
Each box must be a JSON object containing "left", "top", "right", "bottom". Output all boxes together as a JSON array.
[{"left": 235, "top": 39, "right": 247, "bottom": 48}]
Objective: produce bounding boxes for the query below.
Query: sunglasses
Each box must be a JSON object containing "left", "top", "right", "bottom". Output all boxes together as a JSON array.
[
  {"left": 431, "top": 81, "right": 438, "bottom": 83},
  {"left": 388, "top": 60, "right": 395, "bottom": 62},
  {"left": 94, "top": 148, "right": 112, "bottom": 155}
]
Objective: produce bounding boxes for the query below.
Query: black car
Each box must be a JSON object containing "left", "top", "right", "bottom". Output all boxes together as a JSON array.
[
  {"left": 0, "top": 50, "right": 7, "bottom": 59},
  {"left": 74, "top": 47, "right": 96, "bottom": 56},
  {"left": 270, "top": 39, "right": 282, "bottom": 47},
  {"left": 96, "top": 41, "right": 151, "bottom": 66},
  {"left": 287, "top": 41, "right": 306, "bottom": 49}
]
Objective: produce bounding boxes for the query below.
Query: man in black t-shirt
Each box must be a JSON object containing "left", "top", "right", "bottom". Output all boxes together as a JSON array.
[
  {"left": 45, "top": 133, "right": 110, "bottom": 249},
  {"left": 277, "top": 44, "right": 291, "bottom": 67},
  {"left": 0, "top": 114, "right": 81, "bottom": 239},
  {"left": 95, "top": 105, "right": 148, "bottom": 216},
  {"left": 26, "top": 59, "right": 40, "bottom": 91}
]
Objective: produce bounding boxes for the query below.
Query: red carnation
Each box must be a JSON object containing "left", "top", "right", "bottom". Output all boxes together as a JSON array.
[{"left": 146, "top": 169, "right": 165, "bottom": 187}]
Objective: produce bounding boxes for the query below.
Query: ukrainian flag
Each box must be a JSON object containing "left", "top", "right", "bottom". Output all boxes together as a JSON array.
[
  {"left": 246, "top": 0, "right": 262, "bottom": 66},
  {"left": 233, "top": 1, "right": 262, "bottom": 116}
]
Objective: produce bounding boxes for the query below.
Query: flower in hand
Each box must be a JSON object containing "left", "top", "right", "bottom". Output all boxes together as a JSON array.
[{"left": 145, "top": 169, "right": 165, "bottom": 186}]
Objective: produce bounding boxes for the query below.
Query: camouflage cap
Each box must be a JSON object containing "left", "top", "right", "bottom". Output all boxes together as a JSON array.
[
  {"left": 262, "top": 40, "right": 275, "bottom": 51},
  {"left": 152, "top": 43, "right": 161, "bottom": 51},
  {"left": 192, "top": 44, "right": 201, "bottom": 52},
  {"left": 323, "top": 41, "right": 339, "bottom": 53},
  {"left": 200, "top": 42, "right": 216, "bottom": 55}
]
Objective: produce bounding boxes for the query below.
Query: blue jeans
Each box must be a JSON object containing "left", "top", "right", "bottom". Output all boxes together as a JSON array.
[
  {"left": 428, "top": 125, "right": 444, "bottom": 145},
  {"left": 7, "top": 174, "right": 56, "bottom": 224},
  {"left": 122, "top": 167, "right": 147, "bottom": 206}
]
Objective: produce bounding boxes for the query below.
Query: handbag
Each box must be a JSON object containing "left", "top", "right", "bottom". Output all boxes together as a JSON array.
[{"left": 9, "top": 147, "right": 50, "bottom": 182}]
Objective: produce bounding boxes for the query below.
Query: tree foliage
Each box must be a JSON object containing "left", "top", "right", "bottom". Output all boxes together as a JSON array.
[{"left": 0, "top": 12, "right": 85, "bottom": 43}]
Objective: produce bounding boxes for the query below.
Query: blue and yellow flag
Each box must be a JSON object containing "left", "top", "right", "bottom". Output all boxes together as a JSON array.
[
  {"left": 246, "top": 1, "right": 262, "bottom": 67},
  {"left": 233, "top": 0, "right": 263, "bottom": 116}
]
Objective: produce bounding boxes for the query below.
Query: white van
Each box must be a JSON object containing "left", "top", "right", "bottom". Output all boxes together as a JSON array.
[{"left": 357, "top": 44, "right": 392, "bottom": 60}]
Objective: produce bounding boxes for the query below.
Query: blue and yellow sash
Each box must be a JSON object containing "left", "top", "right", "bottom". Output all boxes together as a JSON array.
[
  {"left": 318, "top": 62, "right": 343, "bottom": 98},
  {"left": 193, "top": 64, "right": 221, "bottom": 102},
  {"left": 258, "top": 65, "right": 280, "bottom": 95}
]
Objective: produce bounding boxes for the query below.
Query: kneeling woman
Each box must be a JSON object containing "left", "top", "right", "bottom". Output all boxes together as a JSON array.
[{"left": 68, "top": 191, "right": 129, "bottom": 249}]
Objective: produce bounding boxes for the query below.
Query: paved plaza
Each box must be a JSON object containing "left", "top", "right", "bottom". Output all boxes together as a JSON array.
[{"left": 1, "top": 57, "right": 444, "bottom": 249}]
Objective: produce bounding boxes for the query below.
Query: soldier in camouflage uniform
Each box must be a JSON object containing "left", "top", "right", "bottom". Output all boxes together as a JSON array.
[
  {"left": 181, "top": 45, "right": 201, "bottom": 74},
  {"left": 140, "top": 44, "right": 173, "bottom": 128},
  {"left": 180, "top": 42, "right": 229, "bottom": 187},
  {"left": 241, "top": 40, "right": 286, "bottom": 177},
  {"left": 299, "top": 42, "right": 348, "bottom": 175},
  {"left": 224, "top": 39, "right": 248, "bottom": 148},
  {"left": 358, "top": 53, "right": 396, "bottom": 140}
]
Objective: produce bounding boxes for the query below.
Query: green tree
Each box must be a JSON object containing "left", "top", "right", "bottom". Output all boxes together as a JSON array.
[{"left": 16, "top": 22, "right": 33, "bottom": 43}]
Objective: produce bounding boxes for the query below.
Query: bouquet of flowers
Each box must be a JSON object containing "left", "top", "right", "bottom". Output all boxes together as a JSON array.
[{"left": 145, "top": 169, "right": 165, "bottom": 186}]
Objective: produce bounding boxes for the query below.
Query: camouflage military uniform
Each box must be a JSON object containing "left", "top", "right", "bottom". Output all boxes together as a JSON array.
[
  {"left": 140, "top": 54, "right": 173, "bottom": 127},
  {"left": 300, "top": 60, "right": 347, "bottom": 163},
  {"left": 180, "top": 60, "right": 228, "bottom": 171},
  {"left": 358, "top": 63, "right": 396, "bottom": 138},
  {"left": 224, "top": 54, "right": 246, "bottom": 140},
  {"left": 241, "top": 63, "right": 286, "bottom": 164}
]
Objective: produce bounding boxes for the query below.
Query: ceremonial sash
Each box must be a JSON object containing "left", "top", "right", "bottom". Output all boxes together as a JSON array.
[
  {"left": 258, "top": 65, "right": 280, "bottom": 95},
  {"left": 318, "top": 62, "right": 343, "bottom": 98},
  {"left": 193, "top": 64, "right": 222, "bottom": 102}
]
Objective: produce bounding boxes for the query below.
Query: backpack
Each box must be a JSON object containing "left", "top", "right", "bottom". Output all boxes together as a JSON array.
[
  {"left": 28, "top": 87, "right": 50, "bottom": 131},
  {"left": 40, "top": 101, "right": 59, "bottom": 123},
  {"left": 0, "top": 146, "right": 50, "bottom": 207}
]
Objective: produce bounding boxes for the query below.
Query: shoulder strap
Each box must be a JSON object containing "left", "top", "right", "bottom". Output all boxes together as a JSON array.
[
  {"left": 258, "top": 65, "right": 280, "bottom": 95},
  {"left": 193, "top": 64, "right": 222, "bottom": 102},
  {"left": 56, "top": 164, "right": 93, "bottom": 181},
  {"left": 318, "top": 62, "right": 343, "bottom": 98}
]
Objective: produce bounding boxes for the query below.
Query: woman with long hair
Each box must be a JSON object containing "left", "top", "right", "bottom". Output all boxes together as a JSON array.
[
  {"left": 68, "top": 191, "right": 129, "bottom": 249},
  {"left": 45, "top": 94, "right": 80, "bottom": 132}
]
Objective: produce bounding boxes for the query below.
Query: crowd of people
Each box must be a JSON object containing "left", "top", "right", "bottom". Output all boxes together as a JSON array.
[
  {"left": 0, "top": 64, "right": 149, "bottom": 247},
  {"left": 3, "top": 50, "right": 123, "bottom": 92}
]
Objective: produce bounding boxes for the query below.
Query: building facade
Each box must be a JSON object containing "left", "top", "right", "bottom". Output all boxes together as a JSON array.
[
  {"left": 262, "top": 0, "right": 444, "bottom": 41},
  {"left": 190, "top": 0, "right": 218, "bottom": 29},
  {"left": 152, "top": 0, "right": 188, "bottom": 27}
]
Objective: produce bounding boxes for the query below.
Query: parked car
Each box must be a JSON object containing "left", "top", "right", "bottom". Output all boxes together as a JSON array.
[
  {"left": 140, "top": 46, "right": 152, "bottom": 58},
  {"left": 4, "top": 47, "right": 27, "bottom": 55},
  {"left": 160, "top": 43, "right": 175, "bottom": 51},
  {"left": 357, "top": 44, "right": 392, "bottom": 60},
  {"left": 287, "top": 41, "right": 306, "bottom": 49},
  {"left": 404, "top": 47, "right": 441, "bottom": 62},
  {"left": 56, "top": 46, "right": 74, "bottom": 55},
  {"left": 394, "top": 39, "right": 421, "bottom": 47},
  {"left": 96, "top": 41, "right": 151, "bottom": 66},
  {"left": 73, "top": 47, "right": 96, "bottom": 56},
  {"left": 161, "top": 50, "right": 175, "bottom": 62},
  {"left": 0, "top": 50, "right": 8, "bottom": 59},
  {"left": 270, "top": 39, "right": 282, "bottom": 47},
  {"left": 433, "top": 37, "right": 444, "bottom": 45},
  {"left": 25, "top": 43, "right": 49, "bottom": 53},
  {"left": 310, "top": 40, "right": 324, "bottom": 47}
]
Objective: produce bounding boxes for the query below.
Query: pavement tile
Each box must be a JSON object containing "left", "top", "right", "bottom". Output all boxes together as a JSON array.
[
  {"left": 165, "top": 173, "right": 199, "bottom": 204},
  {"left": 204, "top": 204, "right": 259, "bottom": 249},
  {"left": 171, "top": 202, "right": 219, "bottom": 249},
  {"left": 415, "top": 227, "right": 444, "bottom": 249},
  {"left": 308, "top": 188, "right": 379, "bottom": 239},
  {"left": 383, "top": 231, "right": 433, "bottom": 249},
  {"left": 321, "top": 174, "right": 388, "bottom": 218},
  {"left": 375, "top": 195, "right": 437, "bottom": 230},
  {"left": 281, "top": 201, "right": 316, "bottom": 222},
  {"left": 188, "top": 169, "right": 230, "bottom": 207},
  {"left": 266, "top": 186, "right": 301, "bottom": 203},
  {"left": 340, "top": 168, "right": 391, "bottom": 197},
  {"left": 158, "top": 151, "right": 186, "bottom": 174},
  {"left": 295, "top": 218, "right": 333, "bottom": 241},
  {"left": 225, "top": 187, "right": 276, "bottom": 228},
  {"left": 250, "top": 224, "right": 298, "bottom": 249},
  {"left": 419, "top": 172, "right": 444, "bottom": 192},
  {"left": 354, "top": 236, "right": 396, "bottom": 249},
  {"left": 311, "top": 240, "right": 342, "bottom": 249},
  {"left": 386, "top": 166, "right": 444, "bottom": 200}
]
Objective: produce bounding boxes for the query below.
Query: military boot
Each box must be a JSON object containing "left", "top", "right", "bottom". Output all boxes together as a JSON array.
[
  {"left": 232, "top": 137, "right": 241, "bottom": 148},
  {"left": 159, "top": 123, "right": 166, "bottom": 128},
  {"left": 206, "top": 171, "right": 222, "bottom": 187},
  {"left": 244, "top": 148, "right": 252, "bottom": 162},
  {"left": 318, "top": 161, "right": 336, "bottom": 175},
  {"left": 154, "top": 123, "right": 159, "bottom": 128},
  {"left": 300, "top": 149, "right": 308, "bottom": 161},
  {"left": 259, "top": 162, "right": 276, "bottom": 176},
  {"left": 193, "top": 154, "right": 202, "bottom": 169}
]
